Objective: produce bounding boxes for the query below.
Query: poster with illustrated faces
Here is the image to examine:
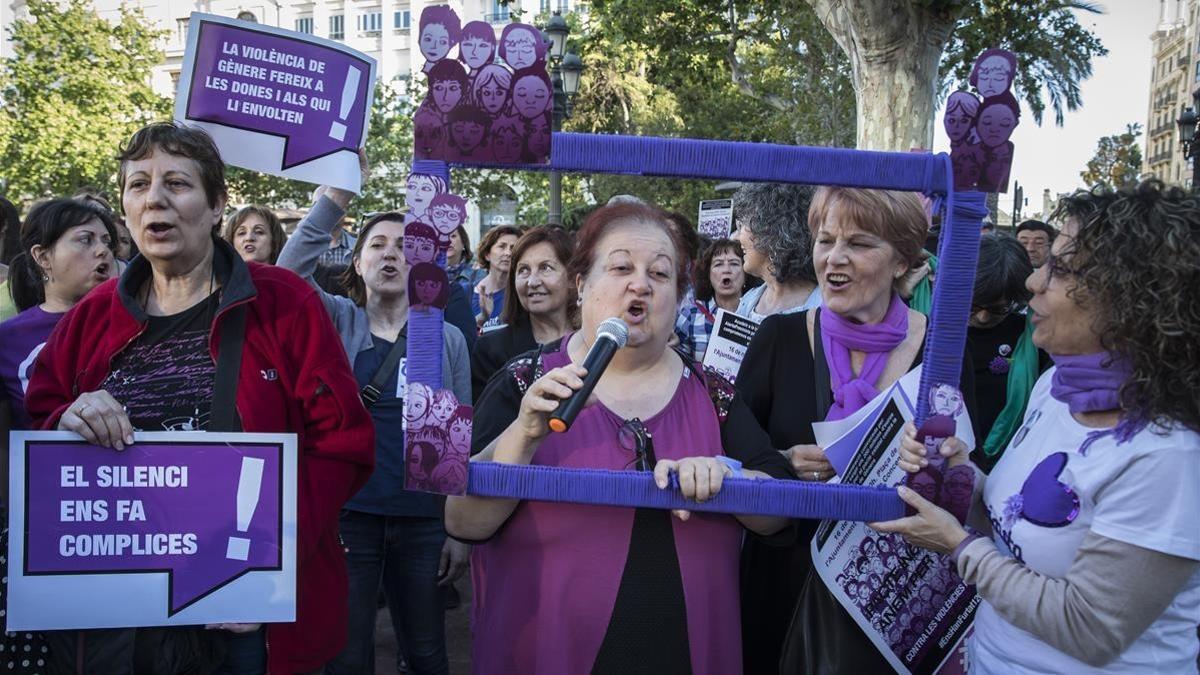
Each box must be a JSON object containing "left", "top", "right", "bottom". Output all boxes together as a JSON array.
[
  {"left": 944, "top": 48, "right": 1019, "bottom": 193},
  {"left": 403, "top": 171, "right": 471, "bottom": 495},
  {"left": 810, "top": 368, "right": 978, "bottom": 675},
  {"left": 414, "top": 5, "right": 552, "bottom": 165}
]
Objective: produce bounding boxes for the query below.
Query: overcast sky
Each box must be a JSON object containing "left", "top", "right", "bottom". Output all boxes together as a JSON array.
[{"left": 932, "top": 0, "right": 1157, "bottom": 210}]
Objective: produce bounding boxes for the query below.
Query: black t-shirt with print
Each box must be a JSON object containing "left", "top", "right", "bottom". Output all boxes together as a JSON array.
[{"left": 103, "top": 293, "right": 219, "bottom": 432}]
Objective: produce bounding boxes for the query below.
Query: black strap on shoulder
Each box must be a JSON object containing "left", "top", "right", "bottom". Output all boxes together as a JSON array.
[
  {"left": 210, "top": 303, "right": 247, "bottom": 432},
  {"left": 812, "top": 309, "right": 833, "bottom": 419},
  {"left": 361, "top": 326, "right": 408, "bottom": 408}
]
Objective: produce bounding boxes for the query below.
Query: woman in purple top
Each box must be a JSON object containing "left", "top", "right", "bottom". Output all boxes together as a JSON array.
[
  {"left": 446, "top": 202, "right": 794, "bottom": 675},
  {"left": 0, "top": 198, "right": 114, "bottom": 674},
  {"left": 0, "top": 198, "right": 116, "bottom": 436}
]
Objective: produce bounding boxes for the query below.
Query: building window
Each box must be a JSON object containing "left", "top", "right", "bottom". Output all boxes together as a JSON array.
[
  {"left": 170, "top": 71, "right": 181, "bottom": 97},
  {"left": 295, "top": 16, "right": 314, "bottom": 33},
  {"left": 394, "top": 10, "right": 411, "bottom": 29},
  {"left": 1194, "top": 61, "right": 1200, "bottom": 82},
  {"left": 329, "top": 14, "right": 344, "bottom": 40},
  {"left": 558, "top": 0, "right": 569, "bottom": 12},
  {"left": 540, "top": 0, "right": 550, "bottom": 12},
  {"left": 487, "top": 1, "right": 510, "bottom": 23},
  {"left": 357, "top": 11, "right": 382, "bottom": 35},
  {"left": 176, "top": 18, "right": 189, "bottom": 44}
]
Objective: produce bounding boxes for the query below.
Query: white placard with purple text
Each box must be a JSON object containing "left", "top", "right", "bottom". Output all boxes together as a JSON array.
[
  {"left": 7, "top": 431, "right": 298, "bottom": 630},
  {"left": 175, "top": 13, "right": 376, "bottom": 192}
]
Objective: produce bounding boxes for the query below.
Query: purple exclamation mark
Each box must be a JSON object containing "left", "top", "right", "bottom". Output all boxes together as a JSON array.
[
  {"left": 329, "top": 65, "right": 362, "bottom": 142},
  {"left": 226, "top": 457, "right": 265, "bottom": 562}
]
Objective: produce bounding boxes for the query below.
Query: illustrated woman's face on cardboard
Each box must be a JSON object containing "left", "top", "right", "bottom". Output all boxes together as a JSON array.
[
  {"left": 491, "top": 126, "right": 524, "bottom": 163},
  {"left": 432, "top": 78, "right": 464, "bottom": 114},
  {"left": 976, "top": 103, "right": 1017, "bottom": 147},
  {"left": 975, "top": 55, "right": 1013, "bottom": 98},
  {"left": 420, "top": 23, "right": 452, "bottom": 64},
  {"left": 451, "top": 119, "right": 486, "bottom": 154},
  {"left": 461, "top": 36, "right": 494, "bottom": 70},
  {"left": 512, "top": 75, "right": 550, "bottom": 120},
  {"left": 502, "top": 28, "right": 539, "bottom": 69},
  {"left": 526, "top": 114, "right": 550, "bottom": 158},
  {"left": 477, "top": 74, "right": 510, "bottom": 116}
]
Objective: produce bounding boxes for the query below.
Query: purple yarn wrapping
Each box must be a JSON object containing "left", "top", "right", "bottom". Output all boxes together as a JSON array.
[
  {"left": 450, "top": 133, "right": 950, "bottom": 193},
  {"left": 467, "top": 463, "right": 905, "bottom": 522},
  {"left": 916, "top": 178, "right": 988, "bottom": 426}
]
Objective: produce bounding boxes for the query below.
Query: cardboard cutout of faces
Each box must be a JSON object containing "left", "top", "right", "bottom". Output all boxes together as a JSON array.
[
  {"left": 944, "top": 48, "right": 1018, "bottom": 193},
  {"left": 401, "top": 176, "right": 471, "bottom": 496},
  {"left": 413, "top": 6, "right": 551, "bottom": 165}
]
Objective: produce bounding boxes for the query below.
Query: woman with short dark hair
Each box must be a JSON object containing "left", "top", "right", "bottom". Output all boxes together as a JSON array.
[
  {"left": 26, "top": 122, "right": 374, "bottom": 674},
  {"left": 877, "top": 180, "right": 1200, "bottom": 674},
  {"left": 968, "top": 234, "right": 1049, "bottom": 470}
]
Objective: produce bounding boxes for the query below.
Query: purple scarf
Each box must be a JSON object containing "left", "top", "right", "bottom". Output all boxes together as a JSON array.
[
  {"left": 821, "top": 294, "right": 909, "bottom": 421},
  {"left": 1050, "top": 352, "right": 1142, "bottom": 452}
]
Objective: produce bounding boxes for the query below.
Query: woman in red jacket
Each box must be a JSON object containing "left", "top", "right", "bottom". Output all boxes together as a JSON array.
[{"left": 24, "top": 122, "right": 374, "bottom": 675}]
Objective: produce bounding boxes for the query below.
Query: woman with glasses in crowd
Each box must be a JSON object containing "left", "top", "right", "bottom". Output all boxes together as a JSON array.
[{"left": 447, "top": 202, "right": 794, "bottom": 674}]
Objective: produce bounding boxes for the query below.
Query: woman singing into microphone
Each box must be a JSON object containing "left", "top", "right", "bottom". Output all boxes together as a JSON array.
[{"left": 446, "top": 202, "right": 795, "bottom": 674}]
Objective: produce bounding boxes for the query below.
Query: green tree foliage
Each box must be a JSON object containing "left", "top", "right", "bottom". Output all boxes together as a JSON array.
[
  {"left": 0, "top": 0, "right": 170, "bottom": 202},
  {"left": 1080, "top": 123, "right": 1143, "bottom": 190}
]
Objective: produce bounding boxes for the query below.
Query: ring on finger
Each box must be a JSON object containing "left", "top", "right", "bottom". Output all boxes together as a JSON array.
[
  {"left": 76, "top": 403, "right": 91, "bottom": 415},
  {"left": 812, "top": 471, "right": 820, "bottom": 481}
]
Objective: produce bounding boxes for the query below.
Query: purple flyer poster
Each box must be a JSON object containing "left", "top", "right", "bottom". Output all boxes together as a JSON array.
[
  {"left": 402, "top": 170, "right": 470, "bottom": 496},
  {"left": 6, "top": 431, "right": 298, "bottom": 630},
  {"left": 175, "top": 13, "right": 377, "bottom": 192},
  {"left": 413, "top": 5, "right": 551, "bottom": 165}
]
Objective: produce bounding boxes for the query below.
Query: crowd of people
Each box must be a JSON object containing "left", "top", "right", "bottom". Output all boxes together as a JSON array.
[{"left": 0, "top": 121, "right": 1197, "bottom": 675}]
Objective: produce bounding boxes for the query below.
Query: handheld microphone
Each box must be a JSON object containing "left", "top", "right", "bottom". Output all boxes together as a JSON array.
[{"left": 548, "top": 317, "right": 629, "bottom": 433}]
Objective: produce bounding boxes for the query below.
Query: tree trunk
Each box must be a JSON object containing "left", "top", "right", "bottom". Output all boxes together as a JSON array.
[{"left": 806, "top": 0, "right": 962, "bottom": 151}]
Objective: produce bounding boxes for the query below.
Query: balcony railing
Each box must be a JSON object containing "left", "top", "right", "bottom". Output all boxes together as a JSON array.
[
  {"left": 1148, "top": 151, "right": 1174, "bottom": 165},
  {"left": 485, "top": 11, "right": 510, "bottom": 24},
  {"left": 1151, "top": 122, "right": 1176, "bottom": 137}
]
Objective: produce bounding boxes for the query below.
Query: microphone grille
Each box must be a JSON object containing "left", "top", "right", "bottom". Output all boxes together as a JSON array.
[{"left": 596, "top": 317, "right": 629, "bottom": 347}]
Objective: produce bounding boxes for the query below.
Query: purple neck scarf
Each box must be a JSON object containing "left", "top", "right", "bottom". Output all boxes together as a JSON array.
[
  {"left": 1050, "top": 352, "right": 1143, "bottom": 452},
  {"left": 821, "top": 293, "right": 909, "bottom": 421}
]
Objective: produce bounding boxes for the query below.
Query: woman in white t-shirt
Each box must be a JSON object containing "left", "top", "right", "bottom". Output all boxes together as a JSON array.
[{"left": 873, "top": 180, "right": 1200, "bottom": 673}]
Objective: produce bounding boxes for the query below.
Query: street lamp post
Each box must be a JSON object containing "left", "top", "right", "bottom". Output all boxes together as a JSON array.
[
  {"left": 1176, "top": 88, "right": 1200, "bottom": 191},
  {"left": 543, "top": 12, "right": 583, "bottom": 225}
]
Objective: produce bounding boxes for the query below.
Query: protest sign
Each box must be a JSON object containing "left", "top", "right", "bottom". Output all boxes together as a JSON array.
[
  {"left": 176, "top": 13, "right": 376, "bottom": 192},
  {"left": 7, "top": 431, "right": 297, "bottom": 630},
  {"left": 701, "top": 309, "right": 759, "bottom": 383},
  {"left": 697, "top": 199, "right": 734, "bottom": 239},
  {"left": 810, "top": 368, "right": 978, "bottom": 674}
]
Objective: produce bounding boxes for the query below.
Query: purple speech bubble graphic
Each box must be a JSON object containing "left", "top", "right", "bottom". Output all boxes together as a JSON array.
[
  {"left": 184, "top": 19, "right": 371, "bottom": 169},
  {"left": 23, "top": 440, "right": 282, "bottom": 615}
]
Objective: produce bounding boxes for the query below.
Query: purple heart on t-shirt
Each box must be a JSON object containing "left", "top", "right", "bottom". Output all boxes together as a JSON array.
[{"left": 1018, "top": 452, "right": 1080, "bottom": 528}]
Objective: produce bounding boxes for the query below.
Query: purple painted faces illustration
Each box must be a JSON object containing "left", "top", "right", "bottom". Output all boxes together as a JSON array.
[
  {"left": 459, "top": 21, "right": 496, "bottom": 72},
  {"left": 448, "top": 105, "right": 490, "bottom": 158},
  {"left": 499, "top": 24, "right": 545, "bottom": 71},
  {"left": 405, "top": 381, "right": 433, "bottom": 431},
  {"left": 403, "top": 222, "right": 439, "bottom": 265},
  {"left": 970, "top": 48, "right": 1017, "bottom": 99},
  {"left": 472, "top": 64, "right": 512, "bottom": 118},
  {"left": 930, "top": 384, "right": 965, "bottom": 417},
  {"left": 429, "top": 193, "right": 467, "bottom": 238},
  {"left": 419, "top": 5, "right": 461, "bottom": 69},
  {"left": 414, "top": 109, "right": 445, "bottom": 160},
  {"left": 511, "top": 69, "right": 552, "bottom": 120},
  {"left": 409, "top": 262, "right": 450, "bottom": 310},
  {"left": 489, "top": 117, "right": 526, "bottom": 163},
  {"left": 428, "top": 59, "right": 469, "bottom": 116},
  {"left": 405, "top": 173, "right": 447, "bottom": 223},
  {"left": 526, "top": 113, "right": 551, "bottom": 160},
  {"left": 976, "top": 94, "right": 1019, "bottom": 148},
  {"left": 943, "top": 91, "right": 980, "bottom": 146}
]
